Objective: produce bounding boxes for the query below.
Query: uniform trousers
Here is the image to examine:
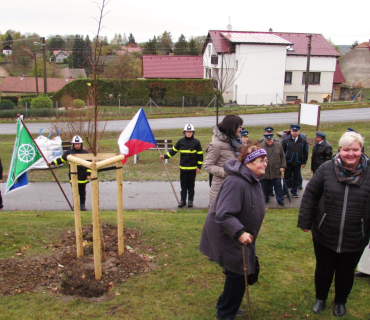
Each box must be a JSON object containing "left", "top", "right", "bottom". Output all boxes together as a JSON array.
[
  {"left": 180, "top": 170, "right": 196, "bottom": 202},
  {"left": 313, "top": 239, "right": 364, "bottom": 304},
  {"left": 216, "top": 270, "right": 245, "bottom": 320},
  {"left": 284, "top": 165, "right": 301, "bottom": 194},
  {"left": 261, "top": 178, "right": 284, "bottom": 202},
  {"left": 78, "top": 183, "right": 87, "bottom": 205}
]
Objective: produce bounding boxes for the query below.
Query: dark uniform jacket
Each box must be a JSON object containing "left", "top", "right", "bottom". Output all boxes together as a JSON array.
[
  {"left": 0, "top": 156, "right": 3, "bottom": 180},
  {"left": 260, "top": 141, "right": 286, "bottom": 180},
  {"left": 282, "top": 134, "right": 308, "bottom": 166},
  {"left": 164, "top": 136, "right": 203, "bottom": 170},
  {"left": 53, "top": 148, "right": 91, "bottom": 183},
  {"left": 199, "top": 159, "right": 265, "bottom": 275},
  {"left": 311, "top": 140, "right": 332, "bottom": 173},
  {"left": 298, "top": 157, "right": 370, "bottom": 253}
]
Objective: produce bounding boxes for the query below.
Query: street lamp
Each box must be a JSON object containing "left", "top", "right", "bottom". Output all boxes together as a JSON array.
[{"left": 34, "top": 37, "right": 47, "bottom": 94}]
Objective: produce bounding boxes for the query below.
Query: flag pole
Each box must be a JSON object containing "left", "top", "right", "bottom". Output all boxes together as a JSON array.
[
  {"left": 156, "top": 147, "right": 180, "bottom": 203},
  {"left": 17, "top": 114, "right": 73, "bottom": 211}
]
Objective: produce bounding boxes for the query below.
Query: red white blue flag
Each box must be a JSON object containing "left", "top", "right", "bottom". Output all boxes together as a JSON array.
[{"left": 118, "top": 108, "right": 157, "bottom": 163}]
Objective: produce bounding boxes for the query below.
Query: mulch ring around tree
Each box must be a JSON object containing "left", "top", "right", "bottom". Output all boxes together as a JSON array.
[{"left": 0, "top": 224, "right": 154, "bottom": 298}]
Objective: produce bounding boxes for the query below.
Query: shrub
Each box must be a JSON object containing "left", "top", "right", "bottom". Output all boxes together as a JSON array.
[
  {"left": 0, "top": 99, "right": 15, "bottom": 110},
  {"left": 72, "top": 99, "right": 86, "bottom": 109},
  {"left": 18, "top": 97, "right": 33, "bottom": 108},
  {"left": 31, "top": 95, "right": 53, "bottom": 109}
]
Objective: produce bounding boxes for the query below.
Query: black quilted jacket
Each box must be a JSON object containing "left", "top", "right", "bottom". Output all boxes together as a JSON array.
[{"left": 298, "top": 157, "right": 370, "bottom": 253}]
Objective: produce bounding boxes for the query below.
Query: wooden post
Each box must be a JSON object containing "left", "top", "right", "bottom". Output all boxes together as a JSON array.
[
  {"left": 116, "top": 160, "right": 124, "bottom": 255},
  {"left": 91, "top": 158, "right": 102, "bottom": 280},
  {"left": 70, "top": 162, "right": 83, "bottom": 258}
]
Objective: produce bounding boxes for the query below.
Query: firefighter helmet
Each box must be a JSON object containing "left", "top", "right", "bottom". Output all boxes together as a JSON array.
[
  {"left": 183, "top": 124, "right": 195, "bottom": 132},
  {"left": 71, "top": 135, "right": 83, "bottom": 144}
]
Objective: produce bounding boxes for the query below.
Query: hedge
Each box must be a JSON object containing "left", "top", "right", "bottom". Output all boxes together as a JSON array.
[
  {"left": 53, "top": 79, "right": 222, "bottom": 107},
  {"left": 0, "top": 99, "right": 16, "bottom": 110}
]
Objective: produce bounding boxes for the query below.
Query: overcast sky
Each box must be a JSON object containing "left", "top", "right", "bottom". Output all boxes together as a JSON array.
[{"left": 1, "top": 0, "right": 369, "bottom": 45}]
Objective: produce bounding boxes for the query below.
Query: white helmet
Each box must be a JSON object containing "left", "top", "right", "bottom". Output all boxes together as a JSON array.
[
  {"left": 71, "top": 135, "right": 83, "bottom": 144},
  {"left": 183, "top": 124, "right": 195, "bottom": 132}
]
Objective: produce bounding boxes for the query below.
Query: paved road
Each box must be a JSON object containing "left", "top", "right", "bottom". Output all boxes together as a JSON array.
[
  {"left": 0, "top": 180, "right": 308, "bottom": 212},
  {"left": 1, "top": 108, "right": 370, "bottom": 134}
]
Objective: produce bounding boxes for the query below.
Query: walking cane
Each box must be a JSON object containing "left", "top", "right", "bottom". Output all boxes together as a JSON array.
[{"left": 242, "top": 244, "right": 252, "bottom": 320}]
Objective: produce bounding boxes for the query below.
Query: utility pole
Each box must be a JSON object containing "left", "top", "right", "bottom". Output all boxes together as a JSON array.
[
  {"left": 33, "top": 52, "right": 39, "bottom": 96},
  {"left": 41, "top": 37, "right": 47, "bottom": 94},
  {"left": 304, "top": 34, "right": 313, "bottom": 103}
]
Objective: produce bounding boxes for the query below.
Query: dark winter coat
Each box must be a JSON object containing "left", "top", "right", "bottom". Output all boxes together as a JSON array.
[
  {"left": 0, "top": 156, "right": 3, "bottom": 180},
  {"left": 199, "top": 159, "right": 265, "bottom": 275},
  {"left": 282, "top": 134, "right": 308, "bottom": 166},
  {"left": 53, "top": 148, "right": 91, "bottom": 183},
  {"left": 298, "top": 158, "right": 370, "bottom": 253},
  {"left": 260, "top": 141, "right": 286, "bottom": 180},
  {"left": 311, "top": 140, "right": 332, "bottom": 173},
  {"left": 164, "top": 136, "right": 203, "bottom": 170}
]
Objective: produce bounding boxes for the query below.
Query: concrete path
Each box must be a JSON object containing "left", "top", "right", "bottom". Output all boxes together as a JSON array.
[{"left": 0, "top": 179, "right": 308, "bottom": 212}]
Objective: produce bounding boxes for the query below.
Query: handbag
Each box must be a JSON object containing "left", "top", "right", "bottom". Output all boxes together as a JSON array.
[{"left": 247, "top": 256, "right": 259, "bottom": 285}]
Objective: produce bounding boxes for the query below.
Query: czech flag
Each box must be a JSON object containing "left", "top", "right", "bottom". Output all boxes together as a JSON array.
[{"left": 118, "top": 108, "right": 157, "bottom": 164}]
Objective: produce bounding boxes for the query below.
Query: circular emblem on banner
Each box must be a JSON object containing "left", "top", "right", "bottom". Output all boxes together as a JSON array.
[{"left": 18, "top": 143, "right": 37, "bottom": 163}]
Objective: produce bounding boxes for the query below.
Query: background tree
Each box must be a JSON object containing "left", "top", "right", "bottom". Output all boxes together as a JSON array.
[
  {"left": 122, "top": 33, "right": 128, "bottom": 45},
  {"left": 102, "top": 53, "right": 142, "bottom": 79},
  {"left": 110, "top": 33, "right": 118, "bottom": 44},
  {"left": 117, "top": 33, "right": 123, "bottom": 45},
  {"left": 157, "top": 31, "right": 173, "bottom": 55},
  {"left": 174, "top": 34, "right": 188, "bottom": 55},
  {"left": 351, "top": 40, "right": 359, "bottom": 49},
  {"left": 84, "top": 35, "right": 93, "bottom": 75},
  {"left": 72, "top": 35, "right": 85, "bottom": 68},
  {"left": 188, "top": 38, "right": 199, "bottom": 55},
  {"left": 128, "top": 33, "right": 136, "bottom": 44},
  {"left": 143, "top": 36, "right": 158, "bottom": 55},
  {"left": 47, "top": 35, "right": 66, "bottom": 53}
]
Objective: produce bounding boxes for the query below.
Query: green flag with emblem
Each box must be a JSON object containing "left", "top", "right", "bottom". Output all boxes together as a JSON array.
[{"left": 5, "top": 117, "right": 42, "bottom": 194}]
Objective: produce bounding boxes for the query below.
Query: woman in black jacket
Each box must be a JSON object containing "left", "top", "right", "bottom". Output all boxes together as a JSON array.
[
  {"left": 200, "top": 145, "right": 267, "bottom": 320},
  {"left": 298, "top": 131, "right": 370, "bottom": 317}
]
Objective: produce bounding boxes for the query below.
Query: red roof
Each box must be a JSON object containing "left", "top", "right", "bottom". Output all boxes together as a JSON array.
[
  {"left": 0, "top": 76, "right": 74, "bottom": 93},
  {"left": 355, "top": 41, "right": 370, "bottom": 49},
  {"left": 205, "top": 30, "right": 340, "bottom": 57},
  {"left": 142, "top": 55, "right": 203, "bottom": 79},
  {"left": 333, "top": 62, "right": 346, "bottom": 84}
]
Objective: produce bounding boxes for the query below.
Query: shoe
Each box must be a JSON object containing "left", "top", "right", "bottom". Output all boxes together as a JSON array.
[
  {"left": 283, "top": 193, "right": 287, "bottom": 198},
  {"left": 278, "top": 201, "right": 285, "bottom": 206},
  {"left": 333, "top": 304, "right": 346, "bottom": 317},
  {"left": 298, "top": 186, "right": 303, "bottom": 190},
  {"left": 80, "top": 204, "right": 86, "bottom": 211},
  {"left": 355, "top": 271, "right": 370, "bottom": 277},
  {"left": 312, "top": 299, "right": 326, "bottom": 314},
  {"left": 290, "top": 192, "right": 299, "bottom": 198},
  {"left": 269, "top": 192, "right": 275, "bottom": 197},
  {"left": 236, "top": 309, "right": 245, "bottom": 316},
  {"left": 188, "top": 200, "right": 193, "bottom": 208},
  {"left": 178, "top": 201, "right": 186, "bottom": 208},
  {"left": 265, "top": 198, "right": 270, "bottom": 203}
]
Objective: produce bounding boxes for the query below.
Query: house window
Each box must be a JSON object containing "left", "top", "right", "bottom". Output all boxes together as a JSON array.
[
  {"left": 302, "top": 72, "right": 321, "bottom": 85},
  {"left": 285, "top": 72, "right": 292, "bottom": 84},
  {"left": 287, "top": 96, "right": 298, "bottom": 101},
  {"left": 211, "top": 55, "right": 218, "bottom": 65}
]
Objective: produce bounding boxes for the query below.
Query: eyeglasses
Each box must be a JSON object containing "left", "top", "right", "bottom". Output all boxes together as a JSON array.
[{"left": 254, "top": 159, "right": 268, "bottom": 164}]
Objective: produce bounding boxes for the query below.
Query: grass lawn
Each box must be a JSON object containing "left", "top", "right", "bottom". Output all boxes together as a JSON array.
[{"left": 0, "top": 209, "right": 369, "bottom": 320}]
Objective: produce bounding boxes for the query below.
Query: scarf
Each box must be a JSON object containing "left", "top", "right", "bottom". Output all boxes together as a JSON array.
[
  {"left": 229, "top": 137, "right": 242, "bottom": 157},
  {"left": 333, "top": 152, "right": 368, "bottom": 186}
]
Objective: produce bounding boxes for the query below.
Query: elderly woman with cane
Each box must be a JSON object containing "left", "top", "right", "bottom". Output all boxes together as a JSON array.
[
  {"left": 200, "top": 145, "right": 266, "bottom": 320},
  {"left": 298, "top": 131, "right": 370, "bottom": 317}
]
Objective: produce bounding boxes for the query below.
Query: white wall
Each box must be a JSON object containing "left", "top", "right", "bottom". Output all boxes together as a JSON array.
[{"left": 233, "top": 44, "right": 287, "bottom": 105}]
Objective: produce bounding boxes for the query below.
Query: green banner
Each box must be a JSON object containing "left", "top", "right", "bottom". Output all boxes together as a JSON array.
[{"left": 5, "top": 117, "right": 42, "bottom": 194}]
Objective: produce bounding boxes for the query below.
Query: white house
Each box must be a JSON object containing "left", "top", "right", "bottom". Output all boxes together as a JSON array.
[
  {"left": 53, "top": 50, "right": 71, "bottom": 63},
  {"left": 203, "top": 30, "right": 340, "bottom": 105},
  {"left": 1, "top": 44, "right": 12, "bottom": 56}
]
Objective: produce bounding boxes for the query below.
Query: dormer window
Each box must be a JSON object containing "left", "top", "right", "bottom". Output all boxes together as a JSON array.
[{"left": 287, "top": 45, "right": 294, "bottom": 52}]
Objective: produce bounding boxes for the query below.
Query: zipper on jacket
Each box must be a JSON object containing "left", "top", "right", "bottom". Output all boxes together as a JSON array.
[
  {"left": 318, "top": 213, "right": 326, "bottom": 229},
  {"left": 361, "top": 219, "right": 365, "bottom": 237},
  {"left": 337, "top": 184, "right": 349, "bottom": 253}
]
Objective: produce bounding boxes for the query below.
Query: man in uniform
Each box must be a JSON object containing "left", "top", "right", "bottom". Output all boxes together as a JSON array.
[
  {"left": 311, "top": 132, "right": 332, "bottom": 174},
  {"left": 260, "top": 133, "right": 286, "bottom": 206},
  {"left": 240, "top": 130, "right": 250, "bottom": 145},
  {"left": 258, "top": 126, "right": 279, "bottom": 144},
  {"left": 282, "top": 124, "right": 308, "bottom": 198}
]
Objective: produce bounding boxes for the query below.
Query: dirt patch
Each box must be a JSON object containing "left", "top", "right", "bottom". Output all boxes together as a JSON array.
[{"left": 0, "top": 224, "right": 154, "bottom": 298}]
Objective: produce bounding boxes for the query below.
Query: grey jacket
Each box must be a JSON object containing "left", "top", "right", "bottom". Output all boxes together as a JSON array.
[
  {"left": 260, "top": 141, "right": 286, "bottom": 180},
  {"left": 298, "top": 158, "right": 370, "bottom": 253},
  {"left": 199, "top": 159, "right": 265, "bottom": 275},
  {"left": 204, "top": 127, "right": 238, "bottom": 206}
]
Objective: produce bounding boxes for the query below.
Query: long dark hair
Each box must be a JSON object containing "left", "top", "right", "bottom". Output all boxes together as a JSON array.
[{"left": 218, "top": 115, "right": 243, "bottom": 138}]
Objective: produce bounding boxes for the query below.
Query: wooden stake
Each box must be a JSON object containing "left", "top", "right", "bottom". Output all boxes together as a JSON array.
[
  {"left": 116, "top": 160, "right": 124, "bottom": 255},
  {"left": 70, "top": 162, "right": 83, "bottom": 258},
  {"left": 157, "top": 147, "right": 180, "bottom": 203}
]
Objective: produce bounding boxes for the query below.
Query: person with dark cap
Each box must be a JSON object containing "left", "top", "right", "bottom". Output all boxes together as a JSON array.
[
  {"left": 311, "top": 132, "right": 332, "bottom": 174},
  {"left": 260, "top": 133, "right": 286, "bottom": 205},
  {"left": 282, "top": 124, "right": 308, "bottom": 198},
  {"left": 51, "top": 135, "right": 91, "bottom": 211},
  {"left": 240, "top": 130, "right": 250, "bottom": 146},
  {"left": 160, "top": 124, "right": 203, "bottom": 208},
  {"left": 258, "top": 126, "right": 279, "bottom": 144}
]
